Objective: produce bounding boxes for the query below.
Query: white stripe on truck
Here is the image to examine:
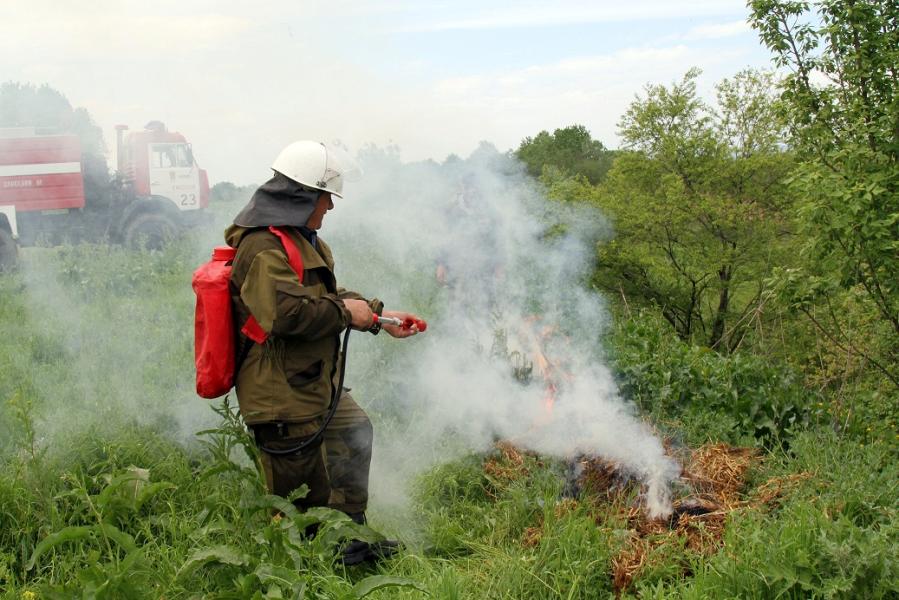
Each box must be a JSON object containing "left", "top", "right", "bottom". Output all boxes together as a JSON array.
[{"left": 0, "top": 162, "right": 82, "bottom": 177}]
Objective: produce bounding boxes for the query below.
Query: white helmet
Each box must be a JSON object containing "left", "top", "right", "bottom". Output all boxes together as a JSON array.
[{"left": 271, "top": 140, "right": 357, "bottom": 198}]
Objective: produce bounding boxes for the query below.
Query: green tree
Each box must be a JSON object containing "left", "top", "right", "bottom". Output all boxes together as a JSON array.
[
  {"left": 517, "top": 124, "right": 615, "bottom": 184},
  {"left": 594, "top": 69, "right": 796, "bottom": 350},
  {"left": 749, "top": 0, "right": 899, "bottom": 389},
  {"left": 0, "top": 82, "right": 109, "bottom": 196},
  {"left": 210, "top": 181, "right": 255, "bottom": 203},
  {"left": 0, "top": 82, "right": 104, "bottom": 156}
]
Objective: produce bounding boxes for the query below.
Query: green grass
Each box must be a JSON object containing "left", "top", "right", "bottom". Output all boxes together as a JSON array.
[{"left": 0, "top": 232, "right": 896, "bottom": 599}]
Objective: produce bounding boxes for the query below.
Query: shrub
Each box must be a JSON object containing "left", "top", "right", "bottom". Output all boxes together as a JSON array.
[{"left": 608, "top": 311, "right": 813, "bottom": 446}]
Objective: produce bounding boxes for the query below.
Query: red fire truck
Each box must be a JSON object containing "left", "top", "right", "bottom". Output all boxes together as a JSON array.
[{"left": 0, "top": 121, "right": 210, "bottom": 269}]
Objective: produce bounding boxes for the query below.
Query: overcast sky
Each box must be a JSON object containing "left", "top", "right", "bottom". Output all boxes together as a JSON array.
[{"left": 1, "top": 0, "right": 772, "bottom": 185}]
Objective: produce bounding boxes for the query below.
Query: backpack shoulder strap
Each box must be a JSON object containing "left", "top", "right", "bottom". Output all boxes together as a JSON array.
[
  {"left": 238, "top": 226, "right": 306, "bottom": 346},
  {"left": 268, "top": 226, "right": 304, "bottom": 283}
]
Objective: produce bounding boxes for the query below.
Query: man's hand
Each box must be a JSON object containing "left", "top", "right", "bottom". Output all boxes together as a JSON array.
[
  {"left": 381, "top": 310, "right": 425, "bottom": 338},
  {"left": 343, "top": 299, "right": 374, "bottom": 331}
]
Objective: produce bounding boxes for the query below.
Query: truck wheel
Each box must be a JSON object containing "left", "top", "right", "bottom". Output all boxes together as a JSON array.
[
  {"left": 0, "top": 228, "right": 17, "bottom": 271},
  {"left": 123, "top": 213, "right": 179, "bottom": 250}
]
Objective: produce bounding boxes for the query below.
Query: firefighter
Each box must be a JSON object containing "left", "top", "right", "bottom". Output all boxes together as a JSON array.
[{"left": 224, "top": 140, "right": 422, "bottom": 564}]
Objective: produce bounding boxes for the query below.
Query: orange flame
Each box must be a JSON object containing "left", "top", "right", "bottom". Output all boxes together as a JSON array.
[
  {"left": 534, "top": 348, "right": 557, "bottom": 413},
  {"left": 520, "top": 316, "right": 567, "bottom": 417}
]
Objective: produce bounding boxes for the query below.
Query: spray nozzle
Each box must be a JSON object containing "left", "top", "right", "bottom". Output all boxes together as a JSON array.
[{"left": 372, "top": 314, "right": 428, "bottom": 332}]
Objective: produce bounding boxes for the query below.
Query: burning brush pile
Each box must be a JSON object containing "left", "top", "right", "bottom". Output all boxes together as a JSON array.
[{"left": 483, "top": 441, "right": 812, "bottom": 594}]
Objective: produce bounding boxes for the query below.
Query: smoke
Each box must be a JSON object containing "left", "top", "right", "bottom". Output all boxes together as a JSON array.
[
  {"left": 11, "top": 234, "right": 227, "bottom": 451},
  {"left": 326, "top": 144, "right": 680, "bottom": 520}
]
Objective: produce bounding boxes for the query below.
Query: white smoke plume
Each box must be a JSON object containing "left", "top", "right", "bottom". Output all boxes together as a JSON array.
[{"left": 326, "top": 144, "right": 680, "bottom": 520}]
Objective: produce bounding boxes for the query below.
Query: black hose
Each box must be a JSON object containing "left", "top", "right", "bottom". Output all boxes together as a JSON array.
[{"left": 257, "top": 327, "right": 352, "bottom": 456}]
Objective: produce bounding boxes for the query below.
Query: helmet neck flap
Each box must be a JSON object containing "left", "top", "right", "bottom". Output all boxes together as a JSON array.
[{"left": 233, "top": 172, "right": 321, "bottom": 229}]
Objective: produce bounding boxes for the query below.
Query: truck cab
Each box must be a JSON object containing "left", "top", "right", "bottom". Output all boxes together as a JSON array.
[{"left": 116, "top": 121, "right": 210, "bottom": 213}]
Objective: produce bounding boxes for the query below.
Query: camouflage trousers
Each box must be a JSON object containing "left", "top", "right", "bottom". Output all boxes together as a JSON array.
[{"left": 253, "top": 392, "right": 372, "bottom": 514}]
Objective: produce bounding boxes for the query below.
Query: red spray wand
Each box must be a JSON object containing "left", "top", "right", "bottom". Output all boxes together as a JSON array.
[{"left": 372, "top": 314, "right": 428, "bottom": 332}]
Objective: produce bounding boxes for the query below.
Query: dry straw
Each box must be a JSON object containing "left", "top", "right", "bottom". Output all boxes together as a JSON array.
[{"left": 483, "top": 441, "right": 812, "bottom": 595}]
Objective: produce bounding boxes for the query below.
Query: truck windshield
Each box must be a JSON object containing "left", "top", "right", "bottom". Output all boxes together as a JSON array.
[{"left": 151, "top": 144, "right": 193, "bottom": 168}]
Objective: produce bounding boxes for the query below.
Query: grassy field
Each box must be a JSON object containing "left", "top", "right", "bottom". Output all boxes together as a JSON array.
[{"left": 0, "top": 218, "right": 896, "bottom": 599}]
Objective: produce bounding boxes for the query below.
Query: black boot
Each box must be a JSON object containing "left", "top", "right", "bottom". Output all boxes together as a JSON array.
[
  {"left": 339, "top": 539, "right": 401, "bottom": 565},
  {"left": 340, "top": 539, "right": 375, "bottom": 565},
  {"left": 339, "top": 512, "right": 401, "bottom": 565}
]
